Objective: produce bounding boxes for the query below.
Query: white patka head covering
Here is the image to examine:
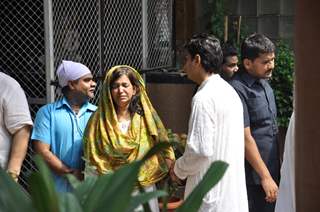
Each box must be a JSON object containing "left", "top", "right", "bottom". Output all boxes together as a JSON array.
[{"left": 56, "top": 60, "right": 91, "bottom": 87}]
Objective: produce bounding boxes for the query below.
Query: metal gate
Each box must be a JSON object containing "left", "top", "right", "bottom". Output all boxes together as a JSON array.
[
  {"left": 51, "top": 0, "right": 174, "bottom": 104},
  {"left": 0, "top": 0, "right": 174, "bottom": 190}
]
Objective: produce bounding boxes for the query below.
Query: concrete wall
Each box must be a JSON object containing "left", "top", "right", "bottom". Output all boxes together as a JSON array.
[
  {"left": 189, "top": 0, "right": 296, "bottom": 44},
  {"left": 233, "top": 0, "right": 295, "bottom": 43}
]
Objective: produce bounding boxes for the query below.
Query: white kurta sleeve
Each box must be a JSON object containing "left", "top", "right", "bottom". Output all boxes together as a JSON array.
[{"left": 174, "top": 96, "right": 215, "bottom": 179}]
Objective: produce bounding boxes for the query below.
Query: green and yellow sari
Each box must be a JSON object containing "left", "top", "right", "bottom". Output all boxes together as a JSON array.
[{"left": 84, "top": 65, "right": 175, "bottom": 186}]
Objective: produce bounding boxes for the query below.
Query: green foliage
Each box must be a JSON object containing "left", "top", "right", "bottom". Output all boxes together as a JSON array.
[
  {"left": 206, "top": 0, "right": 249, "bottom": 45},
  {"left": 270, "top": 41, "right": 294, "bottom": 127},
  {"left": 161, "top": 130, "right": 188, "bottom": 202},
  {"left": 176, "top": 161, "right": 228, "bottom": 212},
  {"left": 208, "top": 0, "right": 225, "bottom": 41},
  {"left": 0, "top": 143, "right": 228, "bottom": 212},
  {"left": 0, "top": 166, "right": 33, "bottom": 212},
  {"left": 167, "top": 129, "right": 186, "bottom": 158},
  {"left": 29, "top": 155, "right": 60, "bottom": 212}
]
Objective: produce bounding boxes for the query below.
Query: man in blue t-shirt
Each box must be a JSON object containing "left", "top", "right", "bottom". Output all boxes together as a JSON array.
[{"left": 31, "top": 60, "right": 97, "bottom": 192}]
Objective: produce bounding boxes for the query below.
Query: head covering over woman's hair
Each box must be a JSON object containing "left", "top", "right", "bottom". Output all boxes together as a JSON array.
[{"left": 84, "top": 65, "right": 174, "bottom": 186}]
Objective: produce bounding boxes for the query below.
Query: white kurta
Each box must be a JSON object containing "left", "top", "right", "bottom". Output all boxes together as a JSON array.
[
  {"left": 275, "top": 112, "right": 295, "bottom": 212},
  {"left": 174, "top": 74, "right": 248, "bottom": 212},
  {"left": 0, "top": 73, "right": 33, "bottom": 168}
]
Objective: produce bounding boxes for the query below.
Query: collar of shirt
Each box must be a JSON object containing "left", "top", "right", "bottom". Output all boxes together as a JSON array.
[
  {"left": 56, "top": 97, "right": 96, "bottom": 116},
  {"left": 198, "top": 74, "right": 220, "bottom": 91},
  {"left": 240, "top": 70, "right": 260, "bottom": 88}
]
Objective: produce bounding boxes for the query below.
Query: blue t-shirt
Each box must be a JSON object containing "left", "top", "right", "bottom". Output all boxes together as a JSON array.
[{"left": 31, "top": 97, "right": 96, "bottom": 192}]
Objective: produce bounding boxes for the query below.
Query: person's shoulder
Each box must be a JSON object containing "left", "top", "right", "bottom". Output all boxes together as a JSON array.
[
  {"left": 229, "top": 72, "right": 242, "bottom": 85},
  {"left": 87, "top": 102, "right": 97, "bottom": 112},
  {"left": 229, "top": 72, "right": 248, "bottom": 92},
  {"left": 0, "top": 72, "right": 22, "bottom": 90},
  {"left": 192, "top": 83, "right": 214, "bottom": 105},
  {"left": 37, "top": 100, "right": 61, "bottom": 114}
]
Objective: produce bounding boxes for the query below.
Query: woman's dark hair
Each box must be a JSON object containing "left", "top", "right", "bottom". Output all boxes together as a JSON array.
[
  {"left": 184, "top": 33, "right": 223, "bottom": 74},
  {"left": 109, "top": 67, "right": 143, "bottom": 115}
]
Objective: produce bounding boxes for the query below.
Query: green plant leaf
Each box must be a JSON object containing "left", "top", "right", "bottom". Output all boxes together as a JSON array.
[
  {"left": 65, "top": 173, "right": 82, "bottom": 189},
  {"left": 127, "top": 190, "right": 167, "bottom": 212},
  {"left": 83, "top": 161, "right": 141, "bottom": 212},
  {"left": 58, "top": 192, "right": 83, "bottom": 212},
  {"left": 271, "top": 40, "right": 294, "bottom": 127},
  {"left": 29, "top": 155, "right": 59, "bottom": 212},
  {"left": 0, "top": 169, "right": 33, "bottom": 212},
  {"left": 176, "top": 161, "right": 228, "bottom": 212},
  {"left": 70, "top": 175, "right": 99, "bottom": 206},
  {"left": 80, "top": 172, "right": 112, "bottom": 211},
  {"left": 83, "top": 142, "right": 173, "bottom": 212}
]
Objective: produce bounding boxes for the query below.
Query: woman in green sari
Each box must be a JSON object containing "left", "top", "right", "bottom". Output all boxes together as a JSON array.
[{"left": 84, "top": 65, "right": 175, "bottom": 211}]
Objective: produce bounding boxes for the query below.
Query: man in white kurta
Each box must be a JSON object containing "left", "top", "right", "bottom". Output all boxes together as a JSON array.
[
  {"left": 275, "top": 112, "right": 295, "bottom": 212},
  {"left": 172, "top": 33, "right": 248, "bottom": 212}
]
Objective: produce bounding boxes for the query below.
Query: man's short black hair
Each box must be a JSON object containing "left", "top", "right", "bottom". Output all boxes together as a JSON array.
[
  {"left": 222, "top": 43, "right": 238, "bottom": 64},
  {"left": 241, "top": 33, "right": 275, "bottom": 61},
  {"left": 184, "top": 33, "right": 223, "bottom": 74}
]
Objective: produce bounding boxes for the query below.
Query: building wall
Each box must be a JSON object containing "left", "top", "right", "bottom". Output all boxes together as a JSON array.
[
  {"left": 176, "top": 0, "right": 295, "bottom": 44},
  {"left": 229, "top": 0, "right": 295, "bottom": 43}
]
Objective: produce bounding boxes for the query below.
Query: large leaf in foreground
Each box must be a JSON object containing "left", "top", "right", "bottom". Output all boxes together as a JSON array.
[
  {"left": 58, "top": 192, "right": 83, "bottom": 212},
  {"left": 83, "top": 142, "right": 171, "bottom": 212},
  {"left": 82, "top": 163, "right": 136, "bottom": 212},
  {"left": 127, "top": 190, "right": 167, "bottom": 212},
  {"left": 29, "top": 155, "right": 59, "bottom": 212},
  {"left": 176, "top": 160, "right": 228, "bottom": 212},
  {"left": 0, "top": 169, "right": 33, "bottom": 212},
  {"left": 67, "top": 174, "right": 99, "bottom": 206}
]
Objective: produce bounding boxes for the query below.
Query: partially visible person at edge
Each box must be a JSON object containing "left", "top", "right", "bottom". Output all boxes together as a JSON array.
[
  {"left": 31, "top": 60, "right": 97, "bottom": 192},
  {"left": 0, "top": 71, "right": 33, "bottom": 182},
  {"left": 229, "top": 33, "right": 279, "bottom": 212},
  {"left": 83, "top": 65, "right": 175, "bottom": 212},
  {"left": 221, "top": 42, "right": 239, "bottom": 81},
  {"left": 275, "top": 112, "right": 295, "bottom": 212},
  {"left": 170, "top": 33, "right": 248, "bottom": 212}
]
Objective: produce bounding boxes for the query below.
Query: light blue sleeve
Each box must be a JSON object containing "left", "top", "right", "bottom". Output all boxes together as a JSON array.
[{"left": 31, "top": 105, "right": 51, "bottom": 145}]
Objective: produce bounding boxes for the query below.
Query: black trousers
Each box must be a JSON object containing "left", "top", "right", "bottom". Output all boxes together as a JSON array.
[{"left": 247, "top": 185, "right": 276, "bottom": 212}]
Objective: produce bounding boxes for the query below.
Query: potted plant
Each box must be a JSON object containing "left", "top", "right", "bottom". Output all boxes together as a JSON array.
[
  {"left": 0, "top": 142, "right": 228, "bottom": 212},
  {"left": 157, "top": 129, "right": 187, "bottom": 211}
]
